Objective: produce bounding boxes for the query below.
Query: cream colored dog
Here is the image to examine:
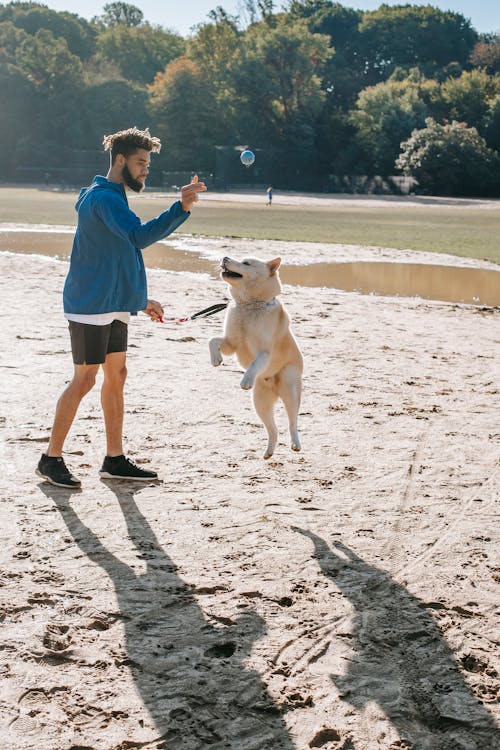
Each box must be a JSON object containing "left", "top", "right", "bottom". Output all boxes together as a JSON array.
[{"left": 209, "top": 256, "right": 303, "bottom": 459}]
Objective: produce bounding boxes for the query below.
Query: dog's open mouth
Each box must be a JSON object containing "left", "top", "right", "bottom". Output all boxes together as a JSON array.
[{"left": 221, "top": 264, "right": 243, "bottom": 279}]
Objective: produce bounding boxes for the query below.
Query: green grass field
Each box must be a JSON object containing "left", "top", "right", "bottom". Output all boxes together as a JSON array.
[{"left": 1, "top": 187, "right": 499, "bottom": 264}]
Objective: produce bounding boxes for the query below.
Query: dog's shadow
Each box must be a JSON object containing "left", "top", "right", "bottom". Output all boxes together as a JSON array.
[
  {"left": 293, "top": 527, "right": 499, "bottom": 749},
  {"left": 41, "top": 482, "right": 294, "bottom": 749}
]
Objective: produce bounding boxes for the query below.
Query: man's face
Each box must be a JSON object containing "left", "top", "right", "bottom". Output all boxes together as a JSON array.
[{"left": 122, "top": 148, "right": 151, "bottom": 193}]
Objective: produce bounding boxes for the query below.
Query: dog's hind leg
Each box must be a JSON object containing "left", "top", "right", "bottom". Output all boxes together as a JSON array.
[
  {"left": 253, "top": 379, "right": 279, "bottom": 459},
  {"left": 279, "top": 365, "right": 302, "bottom": 452}
]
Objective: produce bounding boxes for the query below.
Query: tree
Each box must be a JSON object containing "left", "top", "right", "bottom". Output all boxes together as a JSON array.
[
  {"left": 396, "top": 118, "right": 500, "bottom": 196},
  {"left": 289, "top": 1, "right": 364, "bottom": 105},
  {"left": 358, "top": 4, "right": 478, "bottom": 81},
  {"left": 287, "top": 2, "right": 366, "bottom": 174},
  {"left": 483, "top": 94, "right": 500, "bottom": 152},
  {"left": 470, "top": 34, "right": 500, "bottom": 75},
  {"left": 80, "top": 80, "right": 149, "bottom": 149},
  {"left": 187, "top": 11, "right": 242, "bottom": 141},
  {"left": 95, "top": 23, "right": 185, "bottom": 84},
  {"left": 148, "top": 57, "right": 221, "bottom": 170},
  {"left": 12, "top": 29, "right": 86, "bottom": 159},
  {"left": 239, "top": 1, "right": 259, "bottom": 26},
  {"left": 16, "top": 28, "right": 84, "bottom": 93},
  {"left": 0, "top": 19, "right": 29, "bottom": 60},
  {"left": 437, "top": 69, "right": 500, "bottom": 130},
  {"left": 351, "top": 71, "right": 436, "bottom": 173},
  {"left": 0, "top": 2, "right": 96, "bottom": 59},
  {"left": 234, "top": 16, "right": 331, "bottom": 147},
  {"left": 0, "top": 5, "right": 91, "bottom": 165},
  {"left": 0, "top": 61, "right": 37, "bottom": 178},
  {"left": 99, "top": 2, "right": 144, "bottom": 27}
]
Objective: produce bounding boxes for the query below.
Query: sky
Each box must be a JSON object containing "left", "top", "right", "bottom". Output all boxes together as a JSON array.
[{"left": 5, "top": 0, "right": 499, "bottom": 35}]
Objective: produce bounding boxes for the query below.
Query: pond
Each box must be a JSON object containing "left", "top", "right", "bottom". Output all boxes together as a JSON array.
[
  {"left": 1, "top": 229, "right": 499, "bottom": 306},
  {"left": 143, "top": 244, "right": 500, "bottom": 307}
]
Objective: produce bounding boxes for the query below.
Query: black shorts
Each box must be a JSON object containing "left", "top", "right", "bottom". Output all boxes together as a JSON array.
[{"left": 68, "top": 320, "right": 128, "bottom": 365}]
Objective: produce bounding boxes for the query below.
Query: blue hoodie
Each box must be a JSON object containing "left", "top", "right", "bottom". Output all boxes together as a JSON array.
[{"left": 63, "top": 175, "right": 190, "bottom": 315}]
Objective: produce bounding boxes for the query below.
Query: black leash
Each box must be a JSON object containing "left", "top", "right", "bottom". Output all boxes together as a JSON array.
[
  {"left": 165, "top": 301, "right": 228, "bottom": 324},
  {"left": 189, "top": 302, "right": 228, "bottom": 320}
]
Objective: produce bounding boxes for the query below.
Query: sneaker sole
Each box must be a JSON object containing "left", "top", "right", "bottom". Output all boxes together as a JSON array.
[
  {"left": 99, "top": 471, "right": 158, "bottom": 481},
  {"left": 36, "top": 469, "right": 81, "bottom": 489}
]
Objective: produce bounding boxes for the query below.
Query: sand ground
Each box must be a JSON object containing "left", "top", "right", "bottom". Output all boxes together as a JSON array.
[{"left": 0, "top": 235, "right": 498, "bottom": 750}]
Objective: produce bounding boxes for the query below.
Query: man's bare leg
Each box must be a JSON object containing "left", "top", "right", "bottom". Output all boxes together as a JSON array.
[
  {"left": 47, "top": 363, "right": 99, "bottom": 456},
  {"left": 99, "top": 351, "right": 158, "bottom": 480},
  {"left": 101, "top": 351, "right": 127, "bottom": 457}
]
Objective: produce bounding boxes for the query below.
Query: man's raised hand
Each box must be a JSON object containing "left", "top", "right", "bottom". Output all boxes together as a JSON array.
[{"left": 181, "top": 174, "right": 207, "bottom": 212}]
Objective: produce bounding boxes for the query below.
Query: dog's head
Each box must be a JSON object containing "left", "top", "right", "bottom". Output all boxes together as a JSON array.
[{"left": 220, "top": 256, "right": 282, "bottom": 302}]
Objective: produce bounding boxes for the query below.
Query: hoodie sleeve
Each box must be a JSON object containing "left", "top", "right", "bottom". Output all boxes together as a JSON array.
[{"left": 96, "top": 191, "right": 190, "bottom": 249}]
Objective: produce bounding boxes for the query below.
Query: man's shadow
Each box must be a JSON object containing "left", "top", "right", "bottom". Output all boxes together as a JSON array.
[
  {"left": 294, "top": 528, "right": 498, "bottom": 750},
  {"left": 41, "top": 482, "right": 294, "bottom": 749}
]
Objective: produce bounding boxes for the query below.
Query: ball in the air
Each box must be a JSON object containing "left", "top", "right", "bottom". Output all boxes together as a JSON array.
[{"left": 240, "top": 149, "right": 255, "bottom": 167}]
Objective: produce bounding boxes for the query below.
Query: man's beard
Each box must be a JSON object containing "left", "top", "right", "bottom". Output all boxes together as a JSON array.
[{"left": 123, "top": 164, "right": 144, "bottom": 193}]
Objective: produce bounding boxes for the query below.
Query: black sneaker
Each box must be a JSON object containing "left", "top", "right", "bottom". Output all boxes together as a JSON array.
[
  {"left": 36, "top": 454, "right": 81, "bottom": 489},
  {"left": 99, "top": 454, "right": 158, "bottom": 481}
]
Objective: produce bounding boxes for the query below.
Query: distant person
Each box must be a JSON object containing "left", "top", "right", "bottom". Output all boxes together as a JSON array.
[
  {"left": 36, "top": 127, "right": 206, "bottom": 488},
  {"left": 266, "top": 186, "right": 273, "bottom": 206}
]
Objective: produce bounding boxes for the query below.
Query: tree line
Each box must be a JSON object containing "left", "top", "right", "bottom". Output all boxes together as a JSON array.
[{"left": 1, "top": 1, "right": 500, "bottom": 195}]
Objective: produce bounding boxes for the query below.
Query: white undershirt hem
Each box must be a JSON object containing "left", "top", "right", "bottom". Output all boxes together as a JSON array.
[{"left": 65, "top": 311, "right": 131, "bottom": 326}]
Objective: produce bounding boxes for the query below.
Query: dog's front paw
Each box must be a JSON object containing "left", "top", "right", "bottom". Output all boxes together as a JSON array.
[
  {"left": 240, "top": 373, "right": 254, "bottom": 390},
  {"left": 209, "top": 340, "right": 223, "bottom": 367},
  {"left": 211, "top": 352, "right": 223, "bottom": 367}
]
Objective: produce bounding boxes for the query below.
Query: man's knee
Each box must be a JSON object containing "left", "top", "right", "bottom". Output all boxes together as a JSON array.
[
  {"left": 104, "top": 364, "right": 127, "bottom": 387},
  {"left": 72, "top": 369, "right": 97, "bottom": 397}
]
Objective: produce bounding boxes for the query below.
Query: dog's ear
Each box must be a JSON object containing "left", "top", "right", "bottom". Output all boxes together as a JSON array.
[{"left": 267, "top": 257, "right": 281, "bottom": 275}]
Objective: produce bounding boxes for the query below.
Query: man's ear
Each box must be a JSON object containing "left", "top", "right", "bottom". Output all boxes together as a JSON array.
[
  {"left": 267, "top": 257, "right": 281, "bottom": 275},
  {"left": 115, "top": 154, "right": 126, "bottom": 168}
]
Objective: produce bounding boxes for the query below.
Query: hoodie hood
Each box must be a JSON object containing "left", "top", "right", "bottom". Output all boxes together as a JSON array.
[{"left": 75, "top": 175, "right": 126, "bottom": 211}]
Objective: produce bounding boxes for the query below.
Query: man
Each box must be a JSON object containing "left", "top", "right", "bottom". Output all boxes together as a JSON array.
[{"left": 36, "top": 127, "right": 206, "bottom": 488}]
